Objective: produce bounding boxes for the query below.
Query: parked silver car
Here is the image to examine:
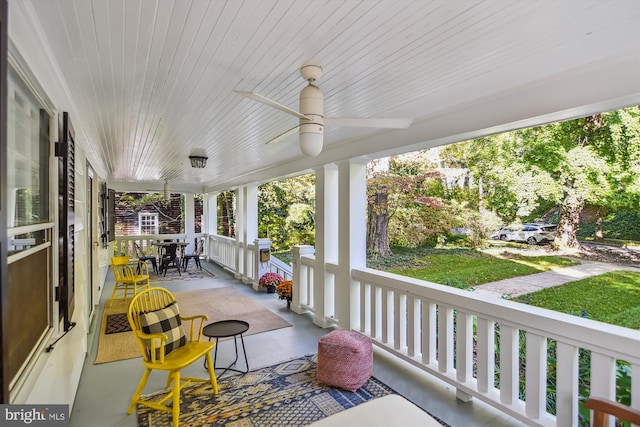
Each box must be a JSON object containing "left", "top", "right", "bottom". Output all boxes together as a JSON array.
[{"left": 492, "top": 223, "right": 557, "bottom": 245}]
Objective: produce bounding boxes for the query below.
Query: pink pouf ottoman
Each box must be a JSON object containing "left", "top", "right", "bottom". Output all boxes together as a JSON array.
[{"left": 317, "top": 330, "right": 373, "bottom": 391}]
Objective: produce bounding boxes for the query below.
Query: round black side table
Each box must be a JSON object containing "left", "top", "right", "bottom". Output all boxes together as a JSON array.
[{"left": 202, "top": 320, "right": 250, "bottom": 378}]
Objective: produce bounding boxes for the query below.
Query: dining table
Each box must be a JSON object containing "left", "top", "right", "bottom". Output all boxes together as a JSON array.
[{"left": 152, "top": 240, "right": 190, "bottom": 274}]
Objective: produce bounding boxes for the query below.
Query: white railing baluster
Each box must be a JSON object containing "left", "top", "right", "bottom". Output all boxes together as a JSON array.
[
  {"left": 394, "top": 292, "right": 407, "bottom": 351},
  {"left": 499, "top": 324, "right": 520, "bottom": 405},
  {"left": 590, "top": 352, "right": 616, "bottom": 399},
  {"left": 476, "top": 317, "right": 495, "bottom": 393},
  {"left": 381, "top": 288, "right": 390, "bottom": 344},
  {"left": 525, "top": 332, "right": 547, "bottom": 419},
  {"left": 455, "top": 310, "right": 474, "bottom": 402},
  {"left": 306, "top": 260, "right": 314, "bottom": 307},
  {"left": 632, "top": 362, "right": 640, "bottom": 411},
  {"left": 407, "top": 296, "right": 419, "bottom": 358},
  {"left": 359, "top": 282, "right": 368, "bottom": 334},
  {"left": 555, "top": 341, "right": 579, "bottom": 426},
  {"left": 368, "top": 283, "right": 376, "bottom": 337},
  {"left": 422, "top": 300, "right": 436, "bottom": 365},
  {"left": 373, "top": 286, "right": 382, "bottom": 340},
  {"left": 590, "top": 352, "right": 617, "bottom": 427},
  {"left": 438, "top": 305, "right": 454, "bottom": 373}
]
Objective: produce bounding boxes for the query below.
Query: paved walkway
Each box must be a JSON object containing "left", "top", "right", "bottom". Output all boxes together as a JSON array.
[{"left": 472, "top": 259, "right": 640, "bottom": 298}]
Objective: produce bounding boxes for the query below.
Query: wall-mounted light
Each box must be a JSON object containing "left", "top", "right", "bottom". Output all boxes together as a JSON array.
[{"left": 189, "top": 155, "right": 208, "bottom": 168}]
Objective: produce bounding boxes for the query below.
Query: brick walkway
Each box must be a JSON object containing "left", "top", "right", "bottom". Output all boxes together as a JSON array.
[{"left": 472, "top": 259, "right": 640, "bottom": 298}]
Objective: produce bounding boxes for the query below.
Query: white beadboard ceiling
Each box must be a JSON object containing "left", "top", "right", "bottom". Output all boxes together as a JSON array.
[{"left": 9, "top": 0, "right": 640, "bottom": 193}]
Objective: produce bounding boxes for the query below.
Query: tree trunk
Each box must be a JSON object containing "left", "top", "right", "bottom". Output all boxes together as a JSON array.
[
  {"left": 218, "top": 191, "right": 235, "bottom": 237},
  {"left": 594, "top": 206, "right": 604, "bottom": 240},
  {"left": 554, "top": 192, "right": 584, "bottom": 249},
  {"left": 367, "top": 185, "right": 392, "bottom": 258}
]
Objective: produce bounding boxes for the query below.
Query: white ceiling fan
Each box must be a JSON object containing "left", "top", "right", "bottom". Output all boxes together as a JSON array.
[{"left": 235, "top": 65, "right": 412, "bottom": 157}]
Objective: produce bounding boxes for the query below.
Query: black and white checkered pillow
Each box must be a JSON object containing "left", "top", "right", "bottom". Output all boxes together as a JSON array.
[{"left": 139, "top": 301, "right": 187, "bottom": 359}]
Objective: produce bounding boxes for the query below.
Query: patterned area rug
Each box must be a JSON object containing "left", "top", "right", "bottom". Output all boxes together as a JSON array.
[
  {"left": 138, "top": 354, "right": 423, "bottom": 427},
  {"left": 95, "top": 287, "right": 291, "bottom": 364},
  {"left": 149, "top": 266, "right": 215, "bottom": 284},
  {"left": 105, "top": 313, "right": 131, "bottom": 334}
]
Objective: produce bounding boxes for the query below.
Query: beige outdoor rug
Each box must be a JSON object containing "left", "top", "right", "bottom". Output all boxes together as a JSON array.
[{"left": 94, "top": 287, "right": 292, "bottom": 364}]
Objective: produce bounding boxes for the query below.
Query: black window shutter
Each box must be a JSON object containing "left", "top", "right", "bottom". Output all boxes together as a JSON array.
[{"left": 56, "top": 112, "right": 75, "bottom": 330}]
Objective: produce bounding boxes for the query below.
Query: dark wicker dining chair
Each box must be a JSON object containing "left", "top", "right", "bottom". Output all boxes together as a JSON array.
[
  {"left": 182, "top": 238, "right": 203, "bottom": 271},
  {"left": 161, "top": 243, "right": 182, "bottom": 276},
  {"left": 134, "top": 243, "right": 158, "bottom": 274}
]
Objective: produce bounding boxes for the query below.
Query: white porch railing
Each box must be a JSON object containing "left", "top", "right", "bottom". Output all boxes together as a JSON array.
[
  {"left": 207, "top": 234, "right": 238, "bottom": 271},
  {"left": 204, "top": 235, "right": 292, "bottom": 287},
  {"left": 114, "top": 234, "right": 190, "bottom": 258},
  {"left": 291, "top": 247, "right": 640, "bottom": 427},
  {"left": 269, "top": 255, "right": 293, "bottom": 281}
]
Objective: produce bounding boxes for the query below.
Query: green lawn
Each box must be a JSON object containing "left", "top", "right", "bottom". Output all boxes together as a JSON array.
[
  {"left": 378, "top": 248, "right": 578, "bottom": 289},
  {"left": 369, "top": 245, "right": 638, "bottom": 419},
  {"left": 373, "top": 246, "right": 639, "bottom": 328},
  {"left": 512, "top": 271, "right": 640, "bottom": 329}
]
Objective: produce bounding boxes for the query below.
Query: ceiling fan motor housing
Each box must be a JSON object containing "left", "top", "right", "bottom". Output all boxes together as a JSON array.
[{"left": 299, "top": 83, "right": 324, "bottom": 156}]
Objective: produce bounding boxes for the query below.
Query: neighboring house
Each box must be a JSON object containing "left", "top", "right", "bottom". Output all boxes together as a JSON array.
[{"left": 114, "top": 192, "right": 203, "bottom": 236}]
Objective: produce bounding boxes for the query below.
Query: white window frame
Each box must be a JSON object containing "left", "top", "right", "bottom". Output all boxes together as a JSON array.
[
  {"left": 138, "top": 212, "right": 159, "bottom": 235},
  {"left": 6, "top": 57, "right": 57, "bottom": 399}
]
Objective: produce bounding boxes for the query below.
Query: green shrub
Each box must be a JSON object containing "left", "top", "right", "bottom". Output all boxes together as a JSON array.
[{"left": 578, "top": 210, "right": 640, "bottom": 241}]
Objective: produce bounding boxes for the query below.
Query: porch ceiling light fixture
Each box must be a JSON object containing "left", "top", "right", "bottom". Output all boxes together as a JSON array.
[
  {"left": 189, "top": 155, "right": 208, "bottom": 168},
  {"left": 163, "top": 180, "right": 170, "bottom": 201}
]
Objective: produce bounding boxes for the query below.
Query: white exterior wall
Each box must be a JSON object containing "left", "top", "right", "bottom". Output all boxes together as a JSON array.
[{"left": 8, "top": 4, "right": 111, "bottom": 408}]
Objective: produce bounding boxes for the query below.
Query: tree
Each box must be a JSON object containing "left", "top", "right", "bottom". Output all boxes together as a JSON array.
[
  {"left": 441, "top": 107, "right": 640, "bottom": 249},
  {"left": 218, "top": 191, "right": 235, "bottom": 237},
  {"left": 258, "top": 174, "right": 315, "bottom": 252},
  {"left": 521, "top": 109, "right": 640, "bottom": 248},
  {"left": 366, "top": 154, "right": 445, "bottom": 258}
]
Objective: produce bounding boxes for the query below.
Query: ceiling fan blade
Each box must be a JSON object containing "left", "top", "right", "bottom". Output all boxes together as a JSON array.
[
  {"left": 266, "top": 125, "right": 300, "bottom": 145},
  {"left": 325, "top": 117, "right": 412, "bottom": 129},
  {"left": 235, "top": 91, "right": 310, "bottom": 120}
]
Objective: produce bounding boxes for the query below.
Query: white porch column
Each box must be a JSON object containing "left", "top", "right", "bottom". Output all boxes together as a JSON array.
[
  {"left": 313, "top": 164, "right": 338, "bottom": 327},
  {"left": 243, "top": 184, "right": 259, "bottom": 284},
  {"left": 205, "top": 192, "right": 218, "bottom": 235},
  {"left": 205, "top": 192, "right": 218, "bottom": 261},
  {"left": 336, "top": 159, "right": 367, "bottom": 330},
  {"left": 184, "top": 193, "right": 196, "bottom": 252},
  {"left": 234, "top": 188, "right": 243, "bottom": 278}
]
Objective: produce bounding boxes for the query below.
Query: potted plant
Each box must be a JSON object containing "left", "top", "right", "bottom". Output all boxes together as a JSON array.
[
  {"left": 258, "top": 272, "right": 283, "bottom": 293},
  {"left": 276, "top": 280, "right": 293, "bottom": 308}
]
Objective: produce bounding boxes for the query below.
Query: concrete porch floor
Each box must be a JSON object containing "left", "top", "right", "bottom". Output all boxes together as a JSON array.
[{"left": 70, "top": 260, "right": 525, "bottom": 427}]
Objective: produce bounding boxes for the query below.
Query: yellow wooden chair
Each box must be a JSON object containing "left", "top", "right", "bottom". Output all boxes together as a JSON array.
[
  {"left": 109, "top": 256, "right": 150, "bottom": 307},
  {"left": 126, "top": 287, "right": 218, "bottom": 427}
]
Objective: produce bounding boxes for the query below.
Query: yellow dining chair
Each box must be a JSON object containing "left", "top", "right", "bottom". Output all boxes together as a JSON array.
[
  {"left": 109, "top": 256, "right": 150, "bottom": 307},
  {"left": 126, "top": 287, "right": 218, "bottom": 427}
]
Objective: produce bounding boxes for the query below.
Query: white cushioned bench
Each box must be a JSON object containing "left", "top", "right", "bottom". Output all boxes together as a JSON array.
[{"left": 308, "top": 394, "right": 442, "bottom": 427}]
